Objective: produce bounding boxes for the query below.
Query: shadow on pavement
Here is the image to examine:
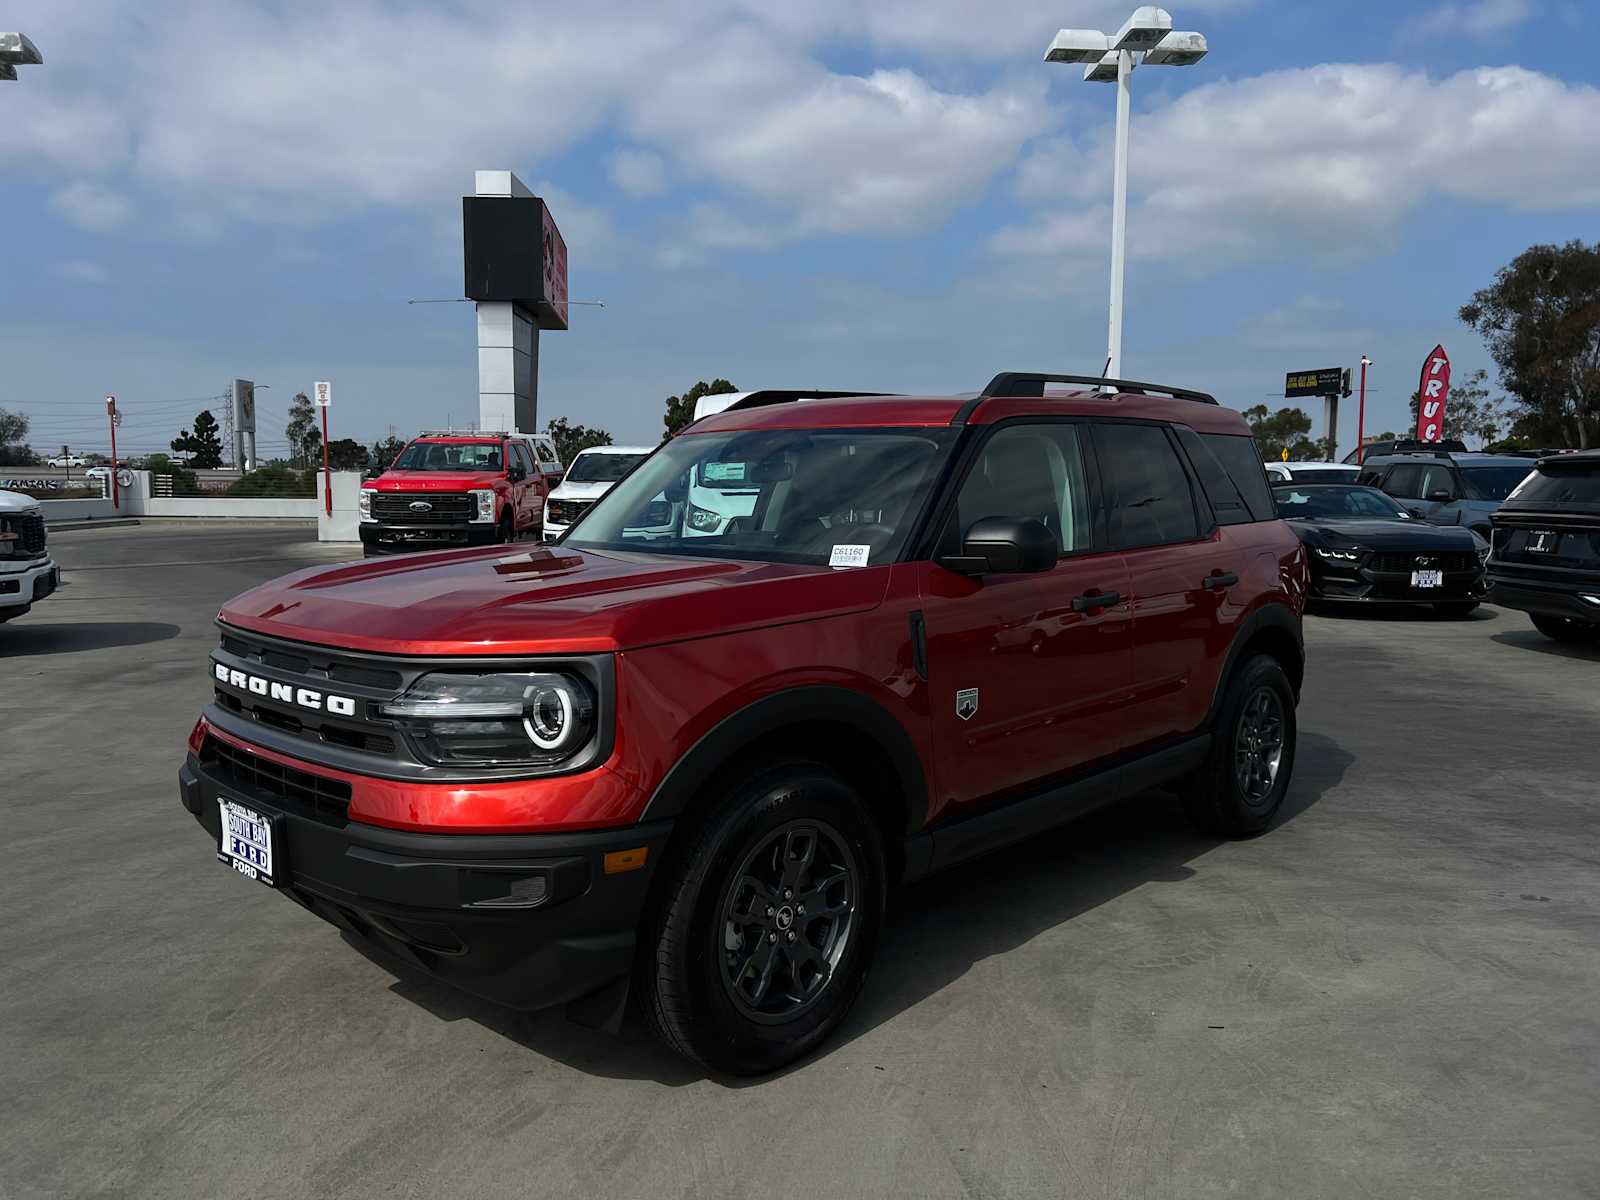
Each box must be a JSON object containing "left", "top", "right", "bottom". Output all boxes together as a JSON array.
[
  {"left": 0, "top": 621, "right": 182, "bottom": 657},
  {"left": 1490, "top": 627, "right": 1600, "bottom": 662},
  {"left": 1308, "top": 602, "right": 1498, "bottom": 623},
  {"left": 350, "top": 729, "right": 1354, "bottom": 1087}
]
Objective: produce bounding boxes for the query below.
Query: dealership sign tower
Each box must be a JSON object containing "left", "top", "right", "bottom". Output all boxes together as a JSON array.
[{"left": 463, "top": 171, "right": 569, "bottom": 437}]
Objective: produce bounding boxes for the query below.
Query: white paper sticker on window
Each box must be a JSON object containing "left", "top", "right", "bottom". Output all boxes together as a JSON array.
[{"left": 829, "top": 544, "right": 870, "bottom": 569}]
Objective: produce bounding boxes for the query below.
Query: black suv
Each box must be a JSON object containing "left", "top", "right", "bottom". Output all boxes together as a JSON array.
[{"left": 1487, "top": 450, "right": 1600, "bottom": 644}]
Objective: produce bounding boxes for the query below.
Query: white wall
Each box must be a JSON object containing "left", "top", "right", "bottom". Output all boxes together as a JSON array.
[{"left": 317, "top": 472, "right": 363, "bottom": 542}]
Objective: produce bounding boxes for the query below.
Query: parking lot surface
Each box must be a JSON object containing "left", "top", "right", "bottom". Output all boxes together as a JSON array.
[{"left": 4, "top": 524, "right": 1598, "bottom": 1199}]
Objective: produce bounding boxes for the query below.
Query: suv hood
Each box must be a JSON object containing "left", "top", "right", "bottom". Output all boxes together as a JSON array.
[
  {"left": 218, "top": 545, "right": 891, "bottom": 655},
  {"left": 368, "top": 470, "right": 505, "bottom": 492},
  {"left": 547, "top": 480, "right": 614, "bottom": 503},
  {"left": 0, "top": 489, "right": 41, "bottom": 514}
]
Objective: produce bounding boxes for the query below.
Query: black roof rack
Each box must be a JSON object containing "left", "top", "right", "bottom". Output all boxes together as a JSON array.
[
  {"left": 982, "top": 372, "right": 1218, "bottom": 406},
  {"left": 723, "top": 389, "right": 899, "bottom": 412}
]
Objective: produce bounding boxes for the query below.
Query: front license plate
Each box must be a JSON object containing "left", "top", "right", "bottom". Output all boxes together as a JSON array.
[
  {"left": 217, "top": 798, "right": 277, "bottom": 886},
  {"left": 1411, "top": 569, "right": 1444, "bottom": 588}
]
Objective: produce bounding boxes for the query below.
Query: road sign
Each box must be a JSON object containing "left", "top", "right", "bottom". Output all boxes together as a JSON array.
[{"left": 313, "top": 381, "right": 332, "bottom": 407}]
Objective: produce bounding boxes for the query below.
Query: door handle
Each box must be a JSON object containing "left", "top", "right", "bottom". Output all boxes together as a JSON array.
[
  {"left": 1072, "top": 590, "right": 1122, "bottom": 612},
  {"left": 1201, "top": 572, "right": 1239, "bottom": 590}
]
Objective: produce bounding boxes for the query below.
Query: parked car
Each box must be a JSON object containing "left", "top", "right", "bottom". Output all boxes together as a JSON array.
[
  {"left": 1356, "top": 451, "right": 1533, "bottom": 540},
  {"left": 0, "top": 489, "right": 59, "bottom": 622},
  {"left": 1274, "top": 482, "right": 1486, "bottom": 614},
  {"left": 1265, "top": 461, "right": 1360, "bottom": 484},
  {"left": 180, "top": 371, "right": 1307, "bottom": 1074},
  {"left": 542, "top": 445, "right": 654, "bottom": 542},
  {"left": 1486, "top": 449, "right": 1600, "bottom": 644},
  {"left": 358, "top": 431, "right": 554, "bottom": 556},
  {"left": 47, "top": 454, "right": 86, "bottom": 468}
]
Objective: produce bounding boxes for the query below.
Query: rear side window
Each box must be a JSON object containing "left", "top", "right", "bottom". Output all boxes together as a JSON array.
[
  {"left": 1201, "top": 433, "right": 1276, "bottom": 522},
  {"left": 1096, "top": 423, "right": 1200, "bottom": 548},
  {"left": 1174, "top": 427, "right": 1251, "bottom": 526}
]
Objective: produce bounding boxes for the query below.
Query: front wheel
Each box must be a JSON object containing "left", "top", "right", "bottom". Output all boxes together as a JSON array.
[
  {"left": 1181, "top": 655, "right": 1297, "bottom": 838},
  {"left": 496, "top": 513, "right": 515, "bottom": 544},
  {"left": 1531, "top": 614, "right": 1600, "bottom": 644},
  {"left": 638, "top": 762, "right": 886, "bottom": 1075}
]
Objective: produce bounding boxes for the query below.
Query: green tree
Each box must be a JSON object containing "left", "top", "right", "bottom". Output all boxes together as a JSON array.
[
  {"left": 1460, "top": 240, "right": 1600, "bottom": 448},
  {"left": 0, "top": 407, "right": 37, "bottom": 466},
  {"left": 546, "top": 416, "right": 613, "bottom": 463},
  {"left": 325, "top": 438, "right": 369, "bottom": 471},
  {"left": 369, "top": 435, "right": 407, "bottom": 471},
  {"left": 1243, "top": 404, "right": 1322, "bottom": 461},
  {"left": 285, "top": 391, "right": 318, "bottom": 467},
  {"left": 1407, "top": 368, "right": 1508, "bottom": 448},
  {"left": 171, "top": 409, "right": 225, "bottom": 468},
  {"left": 663, "top": 378, "right": 737, "bottom": 439}
]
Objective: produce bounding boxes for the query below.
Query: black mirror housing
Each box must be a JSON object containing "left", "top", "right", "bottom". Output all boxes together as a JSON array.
[
  {"left": 1425, "top": 489, "right": 1453, "bottom": 503},
  {"left": 941, "top": 517, "right": 1057, "bottom": 576}
]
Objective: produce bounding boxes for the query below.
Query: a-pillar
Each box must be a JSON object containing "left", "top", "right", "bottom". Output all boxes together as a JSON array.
[{"left": 475, "top": 169, "right": 538, "bottom": 435}]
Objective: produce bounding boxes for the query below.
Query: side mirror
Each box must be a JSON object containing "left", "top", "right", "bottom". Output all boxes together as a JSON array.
[
  {"left": 1425, "top": 489, "right": 1453, "bottom": 503},
  {"left": 506, "top": 464, "right": 526, "bottom": 482},
  {"left": 1406, "top": 505, "right": 1427, "bottom": 519},
  {"left": 939, "top": 517, "right": 1057, "bottom": 577}
]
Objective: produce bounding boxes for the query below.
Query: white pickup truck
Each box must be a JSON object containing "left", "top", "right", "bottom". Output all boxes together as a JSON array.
[{"left": 0, "top": 489, "right": 59, "bottom": 622}]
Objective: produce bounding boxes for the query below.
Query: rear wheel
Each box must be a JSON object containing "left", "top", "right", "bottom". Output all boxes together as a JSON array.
[
  {"left": 1531, "top": 614, "right": 1600, "bottom": 644},
  {"left": 639, "top": 761, "right": 886, "bottom": 1075},
  {"left": 1434, "top": 601, "right": 1479, "bottom": 617},
  {"left": 1182, "top": 655, "right": 1297, "bottom": 838}
]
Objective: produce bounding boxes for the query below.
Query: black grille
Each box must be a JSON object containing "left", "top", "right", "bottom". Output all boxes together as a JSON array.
[
  {"left": 204, "top": 736, "right": 351, "bottom": 826},
  {"left": 1368, "top": 551, "right": 1478, "bottom": 574},
  {"left": 371, "top": 492, "right": 476, "bottom": 524},
  {"left": 212, "top": 689, "right": 396, "bottom": 755},
  {"left": 6, "top": 512, "right": 47, "bottom": 557},
  {"left": 547, "top": 498, "right": 593, "bottom": 526}
]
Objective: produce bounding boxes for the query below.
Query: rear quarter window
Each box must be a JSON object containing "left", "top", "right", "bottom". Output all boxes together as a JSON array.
[
  {"left": 1200, "top": 433, "right": 1276, "bottom": 522},
  {"left": 1174, "top": 427, "right": 1252, "bottom": 526}
]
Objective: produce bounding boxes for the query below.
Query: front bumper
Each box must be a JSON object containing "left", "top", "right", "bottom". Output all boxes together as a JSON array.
[
  {"left": 0, "top": 557, "right": 58, "bottom": 614},
  {"left": 1308, "top": 562, "right": 1485, "bottom": 604},
  {"left": 1488, "top": 574, "right": 1600, "bottom": 624},
  {"left": 178, "top": 749, "right": 671, "bottom": 1011},
  {"left": 359, "top": 522, "right": 499, "bottom": 553}
]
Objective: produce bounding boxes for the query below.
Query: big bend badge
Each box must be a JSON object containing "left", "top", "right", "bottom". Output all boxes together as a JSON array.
[{"left": 955, "top": 688, "right": 979, "bottom": 721}]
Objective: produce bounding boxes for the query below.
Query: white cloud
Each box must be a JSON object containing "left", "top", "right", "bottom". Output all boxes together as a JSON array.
[
  {"left": 1401, "top": 0, "right": 1532, "bottom": 41},
  {"left": 608, "top": 148, "right": 667, "bottom": 198},
  {"left": 52, "top": 260, "right": 109, "bottom": 284},
  {"left": 49, "top": 182, "right": 133, "bottom": 232},
  {"left": 995, "top": 63, "right": 1600, "bottom": 272}
]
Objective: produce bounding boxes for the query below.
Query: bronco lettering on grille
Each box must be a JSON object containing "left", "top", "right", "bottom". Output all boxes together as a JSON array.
[{"left": 213, "top": 662, "right": 357, "bottom": 716}]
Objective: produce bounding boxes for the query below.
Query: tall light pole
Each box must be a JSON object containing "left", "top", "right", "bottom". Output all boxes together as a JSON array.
[
  {"left": 1357, "top": 355, "right": 1372, "bottom": 464},
  {"left": 0, "top": 32, "right": 43, "bottom": 82},
  {"left": 1045, "top": 9, "right": 1208, "bottom": 379}
]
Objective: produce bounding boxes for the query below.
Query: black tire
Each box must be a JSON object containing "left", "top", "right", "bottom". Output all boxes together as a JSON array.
[
  {"left": 1181, "top": 655, "right": 1297, "bottom": 838},
  {"left": 496, "top": 514, "right": 515, "bottom": 544},
  {"left": 1530, "top": 614, "right": 1600, "bottom": 644},
  {"left": 638, "top": 761, "right": 886, "bottom": 1075},
  {"left": 1434, "top": 601, "right": 1479, "bottom": 617}
]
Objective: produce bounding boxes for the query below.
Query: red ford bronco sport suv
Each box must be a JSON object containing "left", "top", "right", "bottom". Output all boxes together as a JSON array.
[
  {"left": 359, "top": 431, "right": 556, "bottom": 556},
  {"left": 181, "top": 373, "right": 1307, "bottom": 1074}
]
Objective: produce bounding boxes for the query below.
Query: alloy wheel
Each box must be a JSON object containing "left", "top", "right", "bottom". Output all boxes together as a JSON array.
[{"left": 1234, "top": 685, "right": 1285, "bottom": 804}]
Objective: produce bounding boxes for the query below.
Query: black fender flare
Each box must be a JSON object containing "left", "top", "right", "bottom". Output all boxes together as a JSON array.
[
  {"left": 1204, "top": 602, "right": 1304, "bottom": 730},
  {"left": 638, "top": 685, "right": 929, "bottom": 834}
]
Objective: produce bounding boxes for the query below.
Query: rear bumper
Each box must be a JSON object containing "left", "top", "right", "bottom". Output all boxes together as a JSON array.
[
  {"left": 0, "top": 557, "right": 58, "bottom": 613},
  {"left": 1488, "top": 575, "right": 1600, "bottom": 624},
  {"left": 178, "top": 752, "right": 671, "bottom": 1011},
  {"left": 359, "top": 522, "right": 499, "bottom": 552}
]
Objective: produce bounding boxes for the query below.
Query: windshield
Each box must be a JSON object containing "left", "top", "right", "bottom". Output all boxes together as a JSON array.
[
  {"left": 1461, "top": 465, "right": 1532, "bottom": 501},
  {"left": 391, "top": 441, "right": 503, "bottom": 472},
  {"left": 566, "top": 451, "right": 647, "bottom": 483},
  {"left": 1275, "top": 485, "right": 1410, "bottom": 521},
  {"left": 565, "top": 427, "right": 956, "bottom": 566}
]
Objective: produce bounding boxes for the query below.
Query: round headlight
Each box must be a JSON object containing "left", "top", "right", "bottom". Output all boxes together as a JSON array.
[
  {"left": 380, "top": 671, "right": 595, "bottom": 766},
  {"left": 524, "top": 683, "right": 575, "bottom": 750}
]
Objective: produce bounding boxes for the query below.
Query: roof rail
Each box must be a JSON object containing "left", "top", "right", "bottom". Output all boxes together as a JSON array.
[
  {"left": 982, "top": 372, "right": 1218, "bottom": 406},
  {"left": 722, "top": 389, "right": 899, "bottom": 412},
  {"left": 416, "top": 429, "right": 513, "bottom": 438}
]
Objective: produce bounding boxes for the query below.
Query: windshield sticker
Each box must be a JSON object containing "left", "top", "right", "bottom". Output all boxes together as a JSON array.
[
  {"left": 703, "top": 462, "right": 747, "bottom": 483},
  {"left": 829, "top": 544, "right": 870, "bottom": 569}
]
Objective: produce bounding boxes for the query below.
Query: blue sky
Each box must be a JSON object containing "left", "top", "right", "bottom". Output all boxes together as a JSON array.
[{"left": 3, "top": 0, "right": 1598, "bottom": 459}]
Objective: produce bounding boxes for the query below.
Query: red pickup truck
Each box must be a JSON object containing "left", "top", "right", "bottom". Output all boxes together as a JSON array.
[
  {"left": 184, "top": 374, "right": 1305, "bottom": 1073},
  {"left": 358, "top": 431, "right": 563, "bottom": 556}
]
